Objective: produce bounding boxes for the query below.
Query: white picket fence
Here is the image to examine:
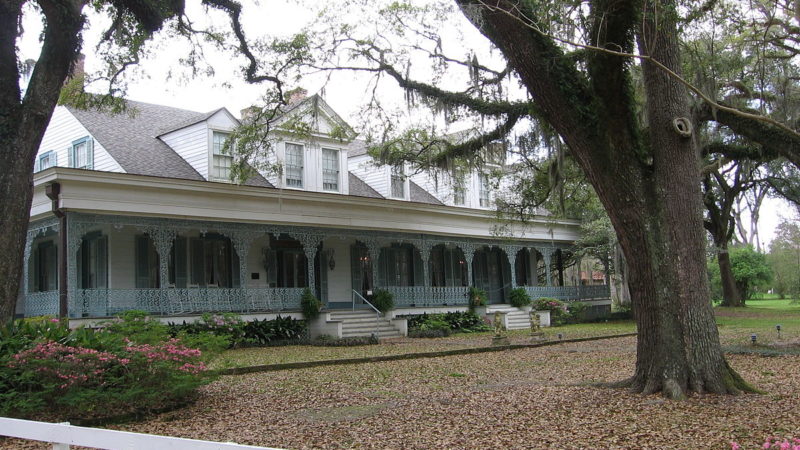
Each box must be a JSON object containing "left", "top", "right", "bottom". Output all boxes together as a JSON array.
[{"left": 0, "top": 417, "right": 282, "bottom": 450}]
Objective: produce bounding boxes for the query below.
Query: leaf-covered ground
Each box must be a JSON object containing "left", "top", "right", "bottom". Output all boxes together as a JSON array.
[{"left": 5, "top": 335, "right": 799, "bottom": 449}]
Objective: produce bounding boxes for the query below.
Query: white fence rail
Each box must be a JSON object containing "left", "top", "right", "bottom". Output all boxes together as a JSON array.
[{"left": 0, "top": 417, "right": 282, "bottom": 450}]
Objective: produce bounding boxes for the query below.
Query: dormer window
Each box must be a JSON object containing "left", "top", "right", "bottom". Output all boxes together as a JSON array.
[
  {"left": 322, "top": 148, "right": 339, "bottom": 191},
  {"left": 390, "top": 165, "right": 405, "bottom": 198},
  {"left": 212, "top": 131, "right": 233, "bottom": 180},
  {"left": 37, "top": 151, "right": 57, "bottom": 172},
  {"left": 285, "top": 143, "right": 304, "bottom": 188},
  {"left": 69, "top": 137, "right": 93, "bottom": 169}
]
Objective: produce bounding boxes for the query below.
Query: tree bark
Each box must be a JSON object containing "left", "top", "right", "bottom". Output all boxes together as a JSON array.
[
  {"left": 0, "top": 0, "right": 85, "bottom": 323},
  {"left": 459, "top": 0, "right": 754, "bottom": 397},
  {"left": 717, "top": 247, "right": 744, "bottom": 307}
]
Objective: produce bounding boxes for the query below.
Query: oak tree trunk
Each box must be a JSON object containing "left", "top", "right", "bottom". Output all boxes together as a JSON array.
[
  {"left": 460, "top": 0, "right": 755, "bottom": 397},
  {"left": 717, "top": 247, "right": 744, "bottom": 307},
  {"left": 0, "top": 1, "right": 84, "bottom": 323}
]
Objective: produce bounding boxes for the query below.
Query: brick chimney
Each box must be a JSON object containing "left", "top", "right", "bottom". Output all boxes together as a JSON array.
[{"left": 285, "top": 87, "right": 308, "bottom": 105}]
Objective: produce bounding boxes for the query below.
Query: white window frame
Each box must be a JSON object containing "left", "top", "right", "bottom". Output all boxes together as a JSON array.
[
  {"left": 37, "top": 150, "right": 57, "bottom": 172},
  {"left": 210, "top": 131, "right": 234, "bottom": 181},
  {"left": 321, "top": 148, "right": 340, "bottom": 192},
  {"left": 284, "top": 142, "right": 304, "bottom": 188},
  {"left": 479, "top": 173, "right": 491, "bottom": 208},
  {"left": 70, "top": 136, "right": 93, "bottom": 170},
  {"left": 390, "top": 164, "right": 406, "bottom": 199},
  {"left": 453, "top": 185, "right": 466, "bottom": 206}
]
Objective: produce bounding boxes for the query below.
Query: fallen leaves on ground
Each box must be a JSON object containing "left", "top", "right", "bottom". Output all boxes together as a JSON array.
[{"left": 5, "top": 336, "right": 799, "bottom": 449}]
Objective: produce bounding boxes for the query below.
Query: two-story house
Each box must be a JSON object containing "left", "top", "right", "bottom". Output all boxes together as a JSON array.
[{"left": 20, "top": 92, "right": 610, "bottom": 336}]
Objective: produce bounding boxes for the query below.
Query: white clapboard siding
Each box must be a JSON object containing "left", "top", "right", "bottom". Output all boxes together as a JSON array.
[
  {"left": 37, "top": 107, "right": 124, "bottom": 173},
  {"left": 348, "top": 155, "right": 388, "bottom": 197},
  {"left": 0, "top": 417, "right": 282, "bottom": 450},
  {"left": 160, "top": 121, "right": 210, "bottom": 179}
]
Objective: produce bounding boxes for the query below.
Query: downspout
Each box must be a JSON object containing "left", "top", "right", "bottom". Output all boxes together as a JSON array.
[{"left": 45, "top": 183, "right": 68, "bottom": 318}]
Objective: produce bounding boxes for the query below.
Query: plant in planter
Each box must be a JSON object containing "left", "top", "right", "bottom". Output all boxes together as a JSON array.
[
  {"left": 372, "top": 289, "right": 395, "bottom": 314},
  {"left": 468, "top": 287, "right": 488, "bottom": 311},
  {"left": 508, "top": 288, "right": 531, "bottom": 308},
  {"left": 300, "top": 287, "right": 322, "bottom": 320}
]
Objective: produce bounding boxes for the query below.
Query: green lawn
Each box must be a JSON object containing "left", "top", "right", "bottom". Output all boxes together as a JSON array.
[{"left": 210, "top": 300, "right": 800, "bottom": 369}]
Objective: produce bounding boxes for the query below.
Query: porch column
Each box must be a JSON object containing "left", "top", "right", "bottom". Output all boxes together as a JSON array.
[
  {"left": 418, "top": 239, "right": 434, "bottom": 287},
  {"left": 575, "top": 256, "right": 582, "bottom": 299},
  {"left": 298, "top": 234, "right": 323, "bottom": 293},
  {"left": 504, "top": 245, "right": 520, "bottom": 287},
  {"left": 539, "top": 247, "right": 553, "bottom": 286},
  {"left": 556, "top": 249, "right": 565, "bottom": 286},
  {"left": 230, "top": 230, "right": 262, "bottom": 289},
  {"left": 22, "top": 232, "right": 34, "bottom": 314},
  {"left": 145, "top": 228, "right": 177, "bottom": 289},
  {"left": 462, "top": 243, "right": 477, "bottom": 286},
  {"left": 66, "top": 216, "right": 89, "bottom": 317},
  {"left": 363, "top": 238, "right": 382, "bottom": 290}
]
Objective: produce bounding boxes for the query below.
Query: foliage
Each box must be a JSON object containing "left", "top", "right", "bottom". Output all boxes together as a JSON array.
[
  {"left": 768, "top": 218, "right": 800, "bottom": 299},
  {"left": 468, "top": 287, "right": 487, "bottom": 311},
  {"left": 533, "top": 298, "right": 569, "bottom": 326},
  {"left": 372, "top": 289, "right": 395, "bottom": 314},
  {"left": 710, "top": 246, "right": 773, "bottom": 301},
  {"left": 508, "top": 288, "right": 531, "bottom": 308},
  {"left": 566, "top": 302, "right": 589, "bottom": 324},
  {"left": 168, "top": 314, "right": 307, "bottom": 349},
  {"left": 300, "top": 287, "right": 322, "bottom": 320},
  {"left": 99, "top": 310, "right": 171, "bottom": 346},
  {"left": 407, "top": 311, "right": 489, "bottom": 335}
]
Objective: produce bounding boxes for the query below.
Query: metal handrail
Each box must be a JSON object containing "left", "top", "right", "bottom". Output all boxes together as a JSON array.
[{"left": 352, "top": 290, "right": 381, "bottom": 338}]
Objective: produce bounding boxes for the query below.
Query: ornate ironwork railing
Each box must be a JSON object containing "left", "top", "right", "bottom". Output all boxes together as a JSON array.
[
  {"left": 24, "top": 291, "right": 59, "bottom": 317},
  {"left": 384, "top": 286, "right": 469, "bottom": 307},
  {"left": 70, "top": 287, "right": 305, "bottom": 318},
  {"left": 523, "top": 285, "right": 610, "bottom": 302}
]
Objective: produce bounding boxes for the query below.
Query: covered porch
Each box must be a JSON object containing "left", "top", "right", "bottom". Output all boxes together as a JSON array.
[{"left": 20, "top": 213, "right": 609, "bottom": 319}]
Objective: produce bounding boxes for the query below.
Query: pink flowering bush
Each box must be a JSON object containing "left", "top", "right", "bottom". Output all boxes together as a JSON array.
[
  {"left": 0, "top": 313, "right": 214, "bottom": 420},
  {"left": 730, "top": 437, "right": 800, "bottom": 449}
]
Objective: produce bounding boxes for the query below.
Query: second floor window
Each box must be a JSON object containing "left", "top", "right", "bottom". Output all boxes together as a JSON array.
[
  {"left": 453, "top": 186, "right": 465, "bottom": 205},
  {"left": 322, "top": 148, "right": 339, "bottom": 191},
  {"left": 479, "top": 174, "right": 490, "bottom": 207},
  {"left": 70, "top": 137, "right": 93, "bottom": 169},
  {"left": 285, "top": 143, "right": 304, "bottom": 188},
  {"left": 212, "top": 131, "right": 233, "bottom": 180},
  {"left": 37, "top": 151, "right": 57, "bottom": 172},
  {"left": 390, "top": 165, "right": 405, "bottom": 198}
]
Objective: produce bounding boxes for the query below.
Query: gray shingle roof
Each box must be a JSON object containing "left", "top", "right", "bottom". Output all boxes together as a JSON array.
[
  {"left": 410, "top": 180, "right": 443, "bottom": 205},
  {"left": 67, "top": 101, "right": 206, "bottom": 180},
  {"left": 348, "top": 172, "right": 384, "bottom": 199},
  {"left": 67, "top": 101, "right": 272, "bottom": 187},
  {"left": 347, "top": 139, "right": 369, "bottom": 158}
]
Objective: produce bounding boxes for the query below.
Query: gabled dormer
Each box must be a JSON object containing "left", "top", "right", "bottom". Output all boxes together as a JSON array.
[
  {"left": 158, "top": 108, "right": 240, "bottom": 182},
  {"left": 265, "top": 93, "right": 356, "bottom": 195}
]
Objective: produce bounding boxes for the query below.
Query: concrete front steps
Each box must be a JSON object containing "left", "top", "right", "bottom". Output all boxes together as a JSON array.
[
  {"left": 485, "top": 304, "right": 533, "bottom": 330},
  {"left": 328, "top": 310, "right": 404, "bottom": 339}
]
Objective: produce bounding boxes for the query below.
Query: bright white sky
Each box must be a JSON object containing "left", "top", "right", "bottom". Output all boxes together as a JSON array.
[{"left": 16, "top": 0, "right": 794, "bottom": 247}]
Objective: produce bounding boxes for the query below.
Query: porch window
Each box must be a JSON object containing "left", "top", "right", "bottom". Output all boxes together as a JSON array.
[
  {"left": 285, "top": 143, "right": 304, "bottom": 187},
  {"left": 390, "top": 165, "right": 405, "bottom": 198},
  {"left": 378, "top": 243, "right": 422, "bottom": 286},
  {"left": 31, "top": 240, "right": 58, "bottom": 292},
  {"left": 430, "top": 245, "right": 467, "bottom": 287},
  {"left": 135, "top": 235, "right": 160, "bottom": 288},
  {"left": 263, "top": 235, "right": 307, "bottom": 288},
  {"left": 37, "top": 151, "right": 57, "bottom": 172},
  {"left": 322, "top": 148, "right": 339, "bottom": 191},
  {"left": 69, "top": 137, "right": 93, "bottom": 170},
  {"left": 188, "top": 235, "right": 239, "bottom": 288},
  {"left": 479, "top": 174, "right": 490, "bottom": 207},
  {"left": 78, "top": 232, "right": 107, "bottom": 289},
  {"left": 212, "top": 131, "right": 233, "bottom": 180}
]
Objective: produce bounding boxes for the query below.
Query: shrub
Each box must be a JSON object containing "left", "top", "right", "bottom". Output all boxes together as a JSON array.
[
  {"left": 533, "top": 298, "right": 568, "bottom": 326},
  {"left": 508, "top": 288, "right": 531, "bottom": 308},
  {"left": 407, "top": 311, "right": 489, "bottom": 335},
  {"left": 168, "top": 315, "right": 307, "bottom": 348},
  {"left": 372, "top": 289, "right": 395, "bottom": 314},
  {"left": 468, "top": 287, "right": 487, "bottom": 311},
  {"left": 99, "top": 310, "right": 170, "bottom": 348},
  {"left": 1, "top": 339, "right": 212, "bottom": 420},
  {"left": 300, "top": 287, "right": 322, "bottom": 320},
  {"left": 566, "top": 302, "right": 589, "bottom": 324}
]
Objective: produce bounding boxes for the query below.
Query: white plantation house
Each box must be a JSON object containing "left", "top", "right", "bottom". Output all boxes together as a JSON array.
[{"left": 20, "top": 92, "right": 610, "bottom": 337}]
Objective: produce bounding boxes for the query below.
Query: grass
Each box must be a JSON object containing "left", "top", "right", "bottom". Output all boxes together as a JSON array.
[{"left": 715, "top": 298, "right": 800, "bottom": 346}]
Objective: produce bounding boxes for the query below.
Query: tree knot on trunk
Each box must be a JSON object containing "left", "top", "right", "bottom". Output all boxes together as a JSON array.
[{"left": 672, "top": 117, "right": 693, "bottom": 138}]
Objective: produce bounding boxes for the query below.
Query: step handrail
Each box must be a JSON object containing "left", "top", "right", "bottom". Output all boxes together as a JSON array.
[{"left": 352, "top": 290, "right": 381, "bottom": 338}]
